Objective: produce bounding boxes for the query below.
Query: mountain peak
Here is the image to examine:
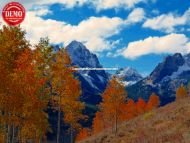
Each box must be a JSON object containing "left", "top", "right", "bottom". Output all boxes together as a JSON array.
[
  {"left": 65, "top": 41, "right": 108, "bottom": 104},
  {"left": 68, "top": 40, "right": 85, "bottom": 50},
  {"left": 127, "top": 52, "right": 190, "bottom": 104},
  {"left": 150, "top": 53, "right": 185, "bottom": 83},
  {"left": 115, "top": 67, "right": 142, "bottom": 86},
  {"left": 66, "top": 41, "right": 101, "bottom": 68},
  {"left": 173, "top": 53, "right": 183, "bottom": 58},
  {"left": 116, "top": 67, "right": 142, "bottom": 77}
]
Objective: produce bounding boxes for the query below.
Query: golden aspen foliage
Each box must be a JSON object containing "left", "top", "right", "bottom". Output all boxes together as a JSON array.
[
  {"left": 100, "top": 77, "right": 127, "bottom": 134},
  {"left": 76, "top": 128, "right": 90, "bottom": 142},
  {"left": 51, "top": 49, "right": 85, "bottom": 143},
  {"left": 146, "top": 93, "right": 160, "bottom": 111},
  {"left": 123, "top": 99, "right": 137, "bottom": 120},
  {"left": 92, "top": 112, "right": 105, "bottom": 134},
  {"left": 136, "top": 98, "right": 146, "bottom": 114},
  {"left": 176, "top": 85, "right": 188, "bottom": 100}
]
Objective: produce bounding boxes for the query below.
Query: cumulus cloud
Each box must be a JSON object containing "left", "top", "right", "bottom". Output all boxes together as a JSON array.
[
  {"left": 21, "top": 12, "right": 124, "bottom": 52},
  {"left": 121, "top": 33, "right": 190, "bottom": 59},
  {"left": 20, "top": 0, "right": 88, "bottom": 9},
  {"left": 92, "top": 0, "right": 145, "bottom": 11},
  {"left": 143, "top": 8, "right": 190, "bottom": 33},
  {"left": 127, "top": 8, "right": 145, "bottom": 24},
  {"left": 17, "top": 7, "right": 145, "bottom": 52},
  {"left": 32, "top": 6, "right": 53, "bottom": 16},
  {"left": 1, "top": 0, "right": 146, "bottom": 11},
  {"left": 0, "top": 1, "right": 145, "bottom": 53}
]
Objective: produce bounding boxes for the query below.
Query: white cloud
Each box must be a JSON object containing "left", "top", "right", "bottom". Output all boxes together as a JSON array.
[
  {"left": 0, "top": 0, "right": 88, "bottom": 13},
  {"left": 106, "top": 52, "right": 114, "bottom": 57},
  {"left": 20, "top": 12, "right": 124, "bottom": 52},
  {"left": 121, "top": 33, "right": 190, "bottom": 59},
  {"left": 127, "top": 8, "right": 145, "bottom": 23},
  {"left": 106, "top": 47, "right": 124, "bottom": 57},
  {"left": 20, "top": 0, "right": 88, "bottom": 9},
  {"left": 17, "top": 7, "right": 145, "bottom": 53},
  {"left": 1, "top": 0, "right": 146, "bottom": 11},
  {"left": 32, "top": 6, "right": 53, "bottom": 16},
  {"left": 0, "top": 1, "right": 145, "bottom": 53},
  {"left": 151, "top": 9, "right": 159, "bottom": 15},
  {"left": 92, "top": 0, "right": 145, "bottom": 11},
  {"left": 143, "top": 8, "right": 190, "bottom": 33}
]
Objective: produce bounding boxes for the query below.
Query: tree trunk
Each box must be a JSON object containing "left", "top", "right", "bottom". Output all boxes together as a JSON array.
[
  {"left": 70, "top": 127, "right": 73, "bottom": 143},
  {"left": 56, "top": 96, "right": 61, "bottom": 143},
  {"left": 11, "top": 125, "right": 14, "bottom": 143},
  {"left": 114, "top": 111, "right": 118, "bottom": 134},
  {"left": 6, "top": 125, "right": 10, "bottom": 143},
  {"left": 39, "top": 137, "right": 42, "bottom": 143}
]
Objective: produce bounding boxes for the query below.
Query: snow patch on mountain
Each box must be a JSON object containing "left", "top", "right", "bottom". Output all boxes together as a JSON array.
[
  {"left": 81, "top": 74, "right": 99, "bottom": 90},
  {"left": 122, "top": 81, "right": 137, "bottom": 86},
  {"left": 170, "top": 63, "right": 190, "bottom": 79},
  {"left": 65, "top": 40, "right": 108, "bottom": 104},
  {"left": 115, "top": 67, "right": 143, "bottom": 86},
  {"left": 127, "top": 53, "right": 190, "bottom": 104}
]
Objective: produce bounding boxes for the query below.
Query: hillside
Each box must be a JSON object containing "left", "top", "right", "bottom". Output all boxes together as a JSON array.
[{"left": 79, "top": 97, "right": 190, "bottom": 143}]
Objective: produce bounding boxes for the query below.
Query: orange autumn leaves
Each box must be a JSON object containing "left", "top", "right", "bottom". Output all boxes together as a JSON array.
[
  {"left": 0, "top": 26, "right": 50, "bottom": 142},
  {"left": 76, "top": 128, "right": 90, "bottom": 141},
  {"left": 77, "top": 77, "right": 160, "bottom": 142},
  {"left": 99, "top": 77, "right": 127, "bottom": 133},
  {"left": 176, "top": 85, "right": 188, "bottom": 100},
  {"left": 51, "top": 50, "right": 85, "bottom": 143},
  {"left": 93, "top": 78, "right": 160, "bottom": 134},
  {"left": 93, "top": 93, "right": 159, "bottom": 133},
  {"left": 12, "top": 48, "right": 49, "bottom": 140},
  {"left": 3, "top": 47, "right": 50, "bottom": 141},
  {"left": 92, "top": 112, "right": 105, "bottom": 135},
  {"left": 146, "top": 93, "right": 160, "bottom": 111},
  {"left": 0, "top": 25, "right": 163, "bottom": 143},
  {"left": 0, "top": 26, "right": 85, "bottom": 143}
]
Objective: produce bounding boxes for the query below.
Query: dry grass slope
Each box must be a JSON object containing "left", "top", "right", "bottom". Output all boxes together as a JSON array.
[{"left": 79, "top": 97, "right": 190, "bottom": 143}]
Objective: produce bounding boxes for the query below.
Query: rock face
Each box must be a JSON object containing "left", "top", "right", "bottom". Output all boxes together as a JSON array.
[
  {"left": 127, "top": 53, "right": 190, "bottom": 105},
  {"left": 54, "top": 41, "right": 190, "bottom": 106},
  {"left": 115, "top": 67, "right": 143, "bottom": 86},
  {"left": 149, "top": 53, "right": 185, "bottom": 83},
  {"left": 66, "top": 41, "right": 109, "bottom": 104}
]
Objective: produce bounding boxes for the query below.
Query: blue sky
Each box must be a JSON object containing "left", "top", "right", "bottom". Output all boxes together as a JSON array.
[{"left": 1, "top": 0, "right": 190, "bottom": 76}]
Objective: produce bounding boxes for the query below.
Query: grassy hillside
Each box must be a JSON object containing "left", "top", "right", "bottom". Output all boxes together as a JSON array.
[{"left": 79, "top": 97, "right": 190, "bottom": 143}]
